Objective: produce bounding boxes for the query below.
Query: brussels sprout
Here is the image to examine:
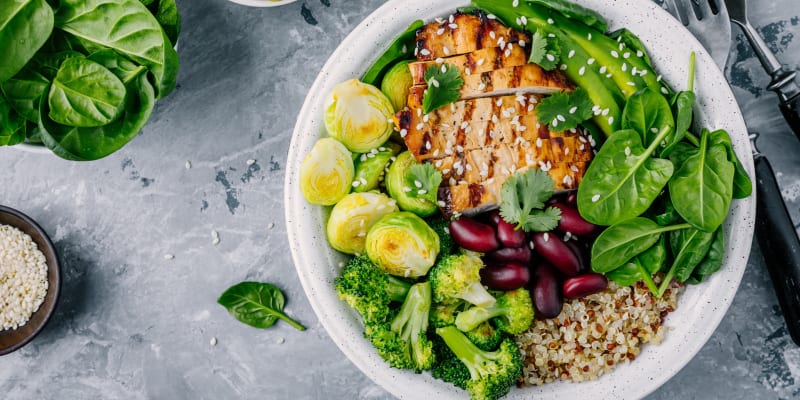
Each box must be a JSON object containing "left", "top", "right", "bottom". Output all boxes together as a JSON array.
[
  {"left": 327, "top": 192, "right": 399, "bottom": 255},
  {"left": 385, "top": 151, "right": 439, "bottom": 217},
  {"left": 300, "top": 137, "right": 354, "bottom": 205},
  {"left": 366, "top": 211, "right": 440, "bottom": 278},
  {"left": 381, "top": 60, "right": 413, "bottom": 112},
  {"left": 352, "top": 142, "right": 402, "bottom": 193},
  {"left": 324, "top": 79, "right": 395, "bottom": 153}
]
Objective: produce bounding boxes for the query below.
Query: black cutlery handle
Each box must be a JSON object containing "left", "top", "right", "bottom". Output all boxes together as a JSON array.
[
  {"left": 755, "top": 155, "right": 800, "bottom": 346},
  {"left": 779, "top": 96, "right": 800, "bottom": 141}
]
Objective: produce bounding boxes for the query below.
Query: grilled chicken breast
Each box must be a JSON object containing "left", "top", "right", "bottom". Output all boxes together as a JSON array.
[
  {"left": 408, "top": 45, "right": 528, "bottom": 85},
  {"left": 415, "top": 12, "right": 530, "bottom": 61}
]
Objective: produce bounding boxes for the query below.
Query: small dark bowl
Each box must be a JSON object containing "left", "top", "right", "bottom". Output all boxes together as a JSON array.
[{"left": 0, "top": 205, "right": 60, "bottom": 356}]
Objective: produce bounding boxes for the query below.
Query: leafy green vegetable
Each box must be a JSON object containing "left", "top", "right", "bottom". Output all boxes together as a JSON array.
[
  {"left": 535, "top": 87, "right": 593, "bottom": 132},
  {"left": 48, "top": 56, "right": 127, "bottom": 127},
  {"left": 577, "top": 128, "right": 674, "bottom": 226},
  {"left": 0, "top": 0, "right": 54, "bottom": 83},
  {"left": 1, "top": 69, "right": 50, "bottom": 122},
  {"left": 653, "top": 195, "right": 681, "bottom": 226},
  {"left": 152, "top": 0, "right": 180, "bottom": 47},
  {"left": 608, "top": 28, "right": 653, "bottom": 67},
  {"left": 688, "top": 226, "right": 725, "bottom": 283},
  {"left": 527, "top": 29, "right": 560, "bottom": 70},
  {"left": 669, "top": 226, "right": 716, "bottom": 282},
  {"left": 590, "top": 217, "right": 689, "bottom": 274},
  {"left": 28, "top": 50, "right": 84, "bottom": 80},
  {"left": 525, "top": 0, "right": 608, "bottom": 32},
  {"left": 708, "top": 129, "right": 753, "bottom": 199},
  {"left": 668, "top": 130, "right": 735, "bottom": 232},
  {"left": 217, "top": 281, "right": 306, "bottom": 331},
  {"left": 55, "top": 0, "right": 179, "bottom": 98},
  {"left": 422, "top": 64, "right": 464, "bottom": 114},
  {"left": 405, "top": 163, "right": 443, "bottom": 205},
  {"left": 362, "top": 20, "right": 423, "bottom": 86},
  {"left": 499, "top": 169, "right": 561, "bottom": 232},
  {"left": 87, "top": 49, "right": 148, "bottom": 84},
  {"left": 606, "top": 236, "right": 665, "bottom": 294},
  {"left": 661, "top": 53, "right": 696, "bottom": 158},
  {"left": 621, "top": 87, "right": 674, "bottom": 147},
  {"left": 0, "top": 95, "right": 27, "bottom": 146}
]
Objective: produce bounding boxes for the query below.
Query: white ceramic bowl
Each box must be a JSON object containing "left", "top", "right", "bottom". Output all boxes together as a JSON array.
[
  {"left": 226, "top": 0, "right": 297, "bottom": 7},
  {"left": 285, "top": 1, "right": 756, "bottom": 399}
]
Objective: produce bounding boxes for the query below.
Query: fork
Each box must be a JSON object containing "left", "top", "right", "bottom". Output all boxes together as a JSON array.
[{"left": 663, "top": 0, "right": 731, "bottom": 69}]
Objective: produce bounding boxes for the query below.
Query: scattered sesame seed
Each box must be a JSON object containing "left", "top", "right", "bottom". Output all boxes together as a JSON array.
[
  {"left": 418, "top": 189, "right": 427, "bottom": 195},
  {"left": 435, "top": 57, "right": 444, "bottom": 64},
  {"left": 521, "top": 16, "right": 528, "bottom": 25},
  {"left": 543, "top": 232, "right": 550, "bottom": 242},
  {"left": 420, "top": 48, "right": 431, "bottom": 56},
  {"left": 449, "top": 23, "right": 458, "bottom": 29},
  {"left": 661, "top": 87, "right": 669, "bottom": 95},
  {"left": 437, "top": 28, "right": 445, "bottom": 35},
  {"left": 623, "top": 52, "right": 630, "bottom": 59},
  {"left": 487, "top": 13, "right": 496, "bottom": 19},
  {"left": 513, "top": 0, "right": 519, "bottom": 6},
  {"left": 557, "top": 115, "right": 566, "bottom": 122},
  {"left": 600, "top": 66, "right": 607, "bottom": 73},
  {"left": 568, "top": 50, "right": 575, "bottom": 58},
  {"left": 268, "top": 223, "right": 275, "bottom": 229},
  {"left": 185, "top": 161, "right": 191, "bottom": 169},
  {"left": 624, "top": 146, "right": 631, "bottom": 156},
  {"left": 210, "top": 337, "right": 217, "bottom": 346},
  {"left": 611, "top": 50, "right": 619, "bottom": 58},
  {"left": 608, "top": 116, "right": 615, "bottom": 125},
  {"left": 579, "top": 66, "right": 586, "bottom": 76},
  {"left": 352, "top": 181, "right": 361, "bottom": 187},
  {"left": 443, "top": 46, "right": 450, "bottom": 56},
  {"left": 587, "top": 32, "right": 593, "bottom": 40},
  {"left": 627, "top": 81, "right": 636, "bottom": 86},
  {"left": 519, "top": 40, "right": 526, "bottom": 48},
  {"left": 622, "top": 63, "right": 627, "bottom": 72},
  {"left": 400, "top": 129, "right": 408, "bottom": 138},
  {"left": 546, "top": 54, "right": 556, "bottom": 62},
  {"left": 277, "top": 337, "right": 285, "bottom": 344},
  {"left": 592, "top": 194, "right": 601, "bottom": 202},
  {"left": 547, "top": 18, "right": 554, "bottom": 24},
  {"left": 164, "top": 254, "right": 174, "bottom": 260},
  {"left": 477, "top": 58, "right": 485, "bottom": 66},
  {"left": 560, "top": 64, "right": 568, "bottom": 70},
  {"left": 637, "top": 50, "right": 644, "bottom": 57}
]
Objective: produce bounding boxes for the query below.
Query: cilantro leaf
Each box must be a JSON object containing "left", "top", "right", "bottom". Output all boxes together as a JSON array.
[
  {"left": 499, "top": 169, "right": 560, "bottom": 232},
  {"left": 422, "top": 64, "right": 464, "bottom": 114},
  {"left": 527, "top": 29, "right": 560, "bottom": 70},
  {"left": 536, "top": 87, "right": 594, "bottom": 132},
  {"left": 404, "top": 162, "right": 442, "bottom": 205}
]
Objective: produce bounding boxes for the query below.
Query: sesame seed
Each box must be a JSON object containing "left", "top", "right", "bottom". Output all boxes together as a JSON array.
[
  {"left": 624, "top": 146, "right": 631, "bottom": 156},
  {"left": 536, "top": 138, "right": 543, "bottom": 147},
  {"left": 489, "top": 31, "right": 496, "bottom": 39},
  {"left": 600, "top": 66, "right": 607, "bottom": 73},
  {"left": 543, "top": 232, "right": 550, "bottom": 242},
  {"left": 164, "top": 254, "right": 174, "bottom": 260},
  {"left": 521, "top": 16, "right": 528, "bottom": 25},
  {"left": 402, "top": 186, "right": 411, "bottom": 192},
  {"left": 438, "top": 201, "right": 446, "bottom": 207},
  {"left": 611, "top": 50, "right": 619, "bottom": 58},
  {"left": 552, "top": 118, "right": 559, "bottom": 127},
  {"left": 568, "top": 50, "right": 575, "bottom": 58},
  {"left": 478, "top": 83, "right": 487, "bottom": 91},
  {"left": 213, "top": 238, "right": 220, "bottom": 245},
  {"left": 661, "top": 87, "right": 669, "bottom": 95},
  {"left": 465, "top": 67, "right": 471, "bottom": 75},
  {"left": 414, "top": 180, "right": 423, "bottom": 188},
  {"left": 513, "top": 0, "right": 519, "bottom": 6},
  {"left": 437, "top": 28, "right": 445, "bottom": 35},
  {"left": 519, "top": 40, "right": 526, "bottom": 48},
  {"left": 637, "top": 50, "right": 644, "bottom": 57},
  {"left": 425, "top": 141, "right": 431, "bottom": 150},
  {"left": 416, "top": 123, "right": 424, "bottom": 130},
  {"left": 435, "top": 57, "right": 444, "bottom": 64},
  {"left": 657, "top": 74, "right": 663, "bottom": 82},
  {"left": 352, "top": 181, "right": 361, "bottom": 187},
  {"left": 487, "top": 13, "right": 496, "bottom": 19},
  {"left": 560, "top": 64, "right": 568, "bottom": 70},
  {"left": 579, "top": 66, "right": 586, "bottom": 76},
  {"left": 587, "top": 32, "right": 593, "bottom": 40},
  {"left": 622, "top": 63, "right": 627, "bottom": 72},
  {"left": 571, "top": 165, "right": 579, "bottom": 172},
  {"left": 587, "top": 57, "right": 595, "bottom": 65},
  {"left": 608, "top": 116, "right": 615, "bottom": 125},
  {"left": 418, "top": 189, "right": 427, "bottom": 195},
  {"left": 602, "top": 108, "right": 610, "bottom": 116},
  {"left": 547, "top": 18, "right": 554, "bottom": 24},
  {"left": 627, "top": 81, "right": 636, "bottom": 86},
  {"left": 623, "top": 52, "right": 630, "bottom": 59},
  {"left": 357, "top": 232, "right": 366, "bottom": 238},
  {"left": 557, "top": 114, "right": 566, "bottom": 122},
  {"left": 400, "top": 129, "right": 408, "bottom": 138},
  {"left": 420, "top": 48, "right": 431, "bottom": 56},
  {"left": 210, "top": 337, "right": 217, "bottom": 346},
  {"left": 185, "top": 161, "right": 191, "bottom": 169},
  {"left": 546, "top": 54, "right": 555, "bottom": 62},
  {"left": 449, "top": 23, "right": 458, "bottom": 29},
  {"left": 449, "top": 14, "right": 454, "bottom": 23},
  {"left": 592, "top": 194, "right": 601, "bottom": 202},
  {"left": 547, "top": 33, "right": 556, "bottom": 38},
  {"left": 477, "top": 58, "right": 485, "bottom": 66},
  {"left": 441, "top": 65, "right": 447, "bottom": 73},
  {"left": 651, "top": 127, "right": 659, "bottom": 134},
  {"left": 423, "top": 114, "right": 430, "bottom": 122},
  {"left": 443, "top": 46, "right": 450, "bottom": 55},
  {"left": 565, "top": 147, "right": 570, "bottom": 155}
]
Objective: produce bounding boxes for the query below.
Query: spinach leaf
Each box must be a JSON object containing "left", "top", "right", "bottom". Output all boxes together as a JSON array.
[
  {"left": 362, "top": 20, "right": 424, "bottom": 87},
  {"left": 669, "top": 227, "right": 716, "bottom": 282},
  {"left": 708, "top": 129, "right": 753, "bottom": 199},
  {"left": 55, "top": 0, "right": 179, "bottom": 98},
  {"left": 0, "top": 0, "right": 54, "bottom": 83},
  {"left": 0, "top": 95, "right": 27, "bottom": 146},
  {"left": 653, "top": 196, "right": 682, "bottom": 226},
  {"left": 660, "top": 90, "right": 695, "bottom": 158},
  {"left": 577, "top": 128, "right": 674, "bottom": 226},
  {"left": 217, "top": 282, "right": 306, "bottom": 331},
  {"left": 29, "top": 50, "right": 85, "bottom": 80},
  {"left": 39, "top": 72, "right": 155, "bottom": 160},
  {"left": 668, "top": 130, "right": 735, "bottom": 232},
  {"left": 621, "top": 87, "right": 675, "bottom": 147},
  {"left": 1, "top": 69, "right": 50, "bottom": 122},
  {"left": 48, "top": 56, "right": 127, "bottom": 127},
  {"left": 152, "top": 0, "right": 180, "bottom": 47},
  {"left": 591, "top": 217, "right": 689, "bottom": 273},
  {"left": 688, "top": 226, "right": 725, "bottom": 283},
  {"left": 525, "top": 0, "right": 608, "bottom": 32},
  {"left": 606, "top": 236, "right": 666, "bottom": 293},
  {"left": 88, "top": 49, "right": 148, "bottom": 84}
]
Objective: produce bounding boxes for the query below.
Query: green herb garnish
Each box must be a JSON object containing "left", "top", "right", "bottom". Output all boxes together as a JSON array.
[
  {"left": 528, "top": 29, "right": 560, "bottom": 70},
  {"left": 422, "top": 64, "right": 464, "bottom": 114},
  {"left": 536, "top": 87, "right": 593, "bottom": 132},
  {"left": 499, "top": 169, "right": 561, "bottom": 232},
  {"left": 404, "top": 162, "right": 442, "bottom": 205}
]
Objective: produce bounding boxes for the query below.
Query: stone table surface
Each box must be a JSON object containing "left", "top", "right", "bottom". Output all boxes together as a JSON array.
[{"left": 2, "top": 0, "right": 800, "bottom": 399}]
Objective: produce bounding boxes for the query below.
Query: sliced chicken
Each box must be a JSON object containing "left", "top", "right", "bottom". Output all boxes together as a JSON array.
[
  {"left": 415, "top": 12, "right": 530, "bottom": 61},
  {"left": 408, "top": 45, "right": 528, "bottom": 85}
]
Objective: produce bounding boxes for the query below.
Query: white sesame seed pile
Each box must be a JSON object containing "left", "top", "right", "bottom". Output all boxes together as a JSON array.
[{"left": 0, "top": 224, "right": 49, "bottom": 331}]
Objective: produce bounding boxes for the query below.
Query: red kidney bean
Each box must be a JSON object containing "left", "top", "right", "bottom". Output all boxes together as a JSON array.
[
  {"left": 566, "top": 192, "right": 578, "bottom": 206},
  {"left": 551, "top": 203, "right": 597, "bottom": 236},
  {"left": 486, "top": 246, "right": 532, "bottom": 263},
  {"left": 449, "top": 217, "right": 500, "bottom": 252},
  {"left": 485, "top": 210, "right": 502, "bottom": 227},
  {"left": 496, "top": 218, "right": 527, "bottom": 248},
  {"left": 531, "top": 232, "right": 581, "bottom": 276},
  {"left": 563, "top": 273, "right": 608, "bottom": 299},
  {"left": 564, "top": 240, "right": 588, "bottom": 275},
  {"left": 531, "top": 262, "right": 563, "bottom": 319},
  {"left": 481, "top": 263, "right": 530, "bottom": 290}
]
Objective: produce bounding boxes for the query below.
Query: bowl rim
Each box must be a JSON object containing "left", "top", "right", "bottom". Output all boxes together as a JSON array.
[
  {"left": 225, "top": 0, "right": 298, "bottom": 8},
  {"left": 284, "top": 0, "right": 756, "bottom": 398},
  {"left": 0, "top": 205, "right": 61, "bottom": 356}
]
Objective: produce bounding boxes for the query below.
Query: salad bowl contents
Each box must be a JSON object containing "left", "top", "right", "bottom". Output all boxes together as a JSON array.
[{"left": 285, "top": 0, "right": 755, "bottom": 399}]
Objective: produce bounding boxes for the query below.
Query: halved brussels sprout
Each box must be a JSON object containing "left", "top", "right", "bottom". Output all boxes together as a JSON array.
[
  {"left": 385, "top": 151, "right": 439, "bottom": 217},
  {"left": 300, "top": 137, "right": 354, "bottom": 205},
  {"left": 381, "top": 60, "right": 412, "bottom": 112},
  {"left": 324, "top": 79, "right": 395, "bottom": 153},
  {"left": 366, "top": 211, "right": 440, "bottom": 278},
  {"left": 352, "top": 142, "right": 402, "bottom": 193},
  {"left": 327, "top": 192, "right": 399, "bottom": 255}
]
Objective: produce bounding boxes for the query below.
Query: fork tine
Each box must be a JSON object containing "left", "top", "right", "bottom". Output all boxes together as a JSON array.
[
  {"left": 665, "top": 0, "right": 689, "bottom": 25},
  {"left": 696, "top": 0, "right": 715, "bottom": 17}
]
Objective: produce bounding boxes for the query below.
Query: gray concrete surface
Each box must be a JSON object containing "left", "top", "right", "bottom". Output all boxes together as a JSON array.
[{"left": 1, "top": 0, "right": 799, "bottom": 399}]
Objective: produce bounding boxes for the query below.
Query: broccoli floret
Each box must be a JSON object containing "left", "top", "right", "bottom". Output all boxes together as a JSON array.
[
  {"left": 455, "top": 288, "right": 535, "bottom": 335},
  {"left": 431, "top": 331, "right": 471, "bottom": 390},
  {"left": 430, "top": 300, "right": 467, "bottom": 328},
  {"left": 366, "top": 281, "right": 435, "bottom": 372},
  {"left": 436, "top": 326, "right": 523, "bottom": 400},
  {"left": 429, "top": 251, "right": 496, "bottom": 308},
  {"left": 464, "top": 321, "right": 504, "bottom": 351},
  {"left": 425, "top": 215, "right": 456, "bottom": 259},
  {"left": 335, "top": 256, "right": 412, "bottom": 324}
]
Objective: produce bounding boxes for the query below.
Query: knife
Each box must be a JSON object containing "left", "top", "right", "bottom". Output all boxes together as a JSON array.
[{"left": 725, "top": 0, "right": 800, "bottom": 138}]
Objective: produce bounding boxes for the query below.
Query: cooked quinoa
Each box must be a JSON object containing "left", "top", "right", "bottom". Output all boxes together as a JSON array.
[
  {"left": 516, "top": 279, "right": 683, "bottom": 386},
  {"left": 0, "top": 224, "right": 49, "bottom": 331}
]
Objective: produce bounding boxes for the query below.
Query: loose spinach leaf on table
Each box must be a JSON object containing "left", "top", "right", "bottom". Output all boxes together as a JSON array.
[
  {"left": 668, "top": 130, "right": 735, "bottom": 232},
  {"left": 708, "top": 129, "right": 753, "bottom": 199},
  {"left": 362, "top": 20, "right": 424, "bottom": 87},
  {"left": 48, "top": 56, "right": 127, "bottom": 127},
  {"left": 577, "top": 128, "right": 674, "bottom": 226},
  {"left": 217, "top": 282, "right": 306, "bottom": 331},
  {"left": 590, "top": 217, "right": 688, "bottom": 274},
  {"left": 1, "top": 69, "right": 50, "bottom": 122},
  {"left": 0, "top": 0, "right": 54, "bottom": 83},
  {"left": 55, "top": 0, "right": 179, "bottom": 98},
  {"left": 621, "top": 87, "right": 674, "bottom": 147}
]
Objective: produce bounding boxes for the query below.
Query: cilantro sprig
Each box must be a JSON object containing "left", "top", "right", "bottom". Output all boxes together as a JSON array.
[
  {"left": 499, "top": 169, "right": 561, "bottom": 232},
  {"left": 404, "top": 162, "right": 442, "bottom": 205},
  {"left": 422, "top": 64, "right": 464, "bottom": 114},
  {"left": 536, "top": 87, "right": 593, "bottom": 132},
  {"left": 528, "top": 29, "right": 561, "bottom": 71}
]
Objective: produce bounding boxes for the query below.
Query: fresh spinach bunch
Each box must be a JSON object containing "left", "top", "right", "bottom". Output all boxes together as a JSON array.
[{"left": 0, "top": 0, "right": 180, "bottom": 160}]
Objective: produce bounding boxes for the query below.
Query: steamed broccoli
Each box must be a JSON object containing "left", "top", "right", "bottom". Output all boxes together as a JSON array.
[
  {"left": 436, "top": 326, "right": 523, "bottom": 400},
  {"left": 425, "top": 215, "right": 457, "bottom": 259},
  {"left": 335, "top": 256, "right": 411, "bottom": 324},
  {"left": 432, "top": 330, "right": 471, "bottom": 390},
  {"left": 429, "top": 251, "right": 496, "bottom": 308},
  {"left": 455, "top": 288, "right": 535, "bottom": 335},
  {"left": 464, "top": 321, "right": 504, "bottom": 351},
  {"left": 366, "top": 281, "right": 435, "bottom": 372},
  {"left": 430, "top": 300, "right": 467, "bottom": 328}
]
